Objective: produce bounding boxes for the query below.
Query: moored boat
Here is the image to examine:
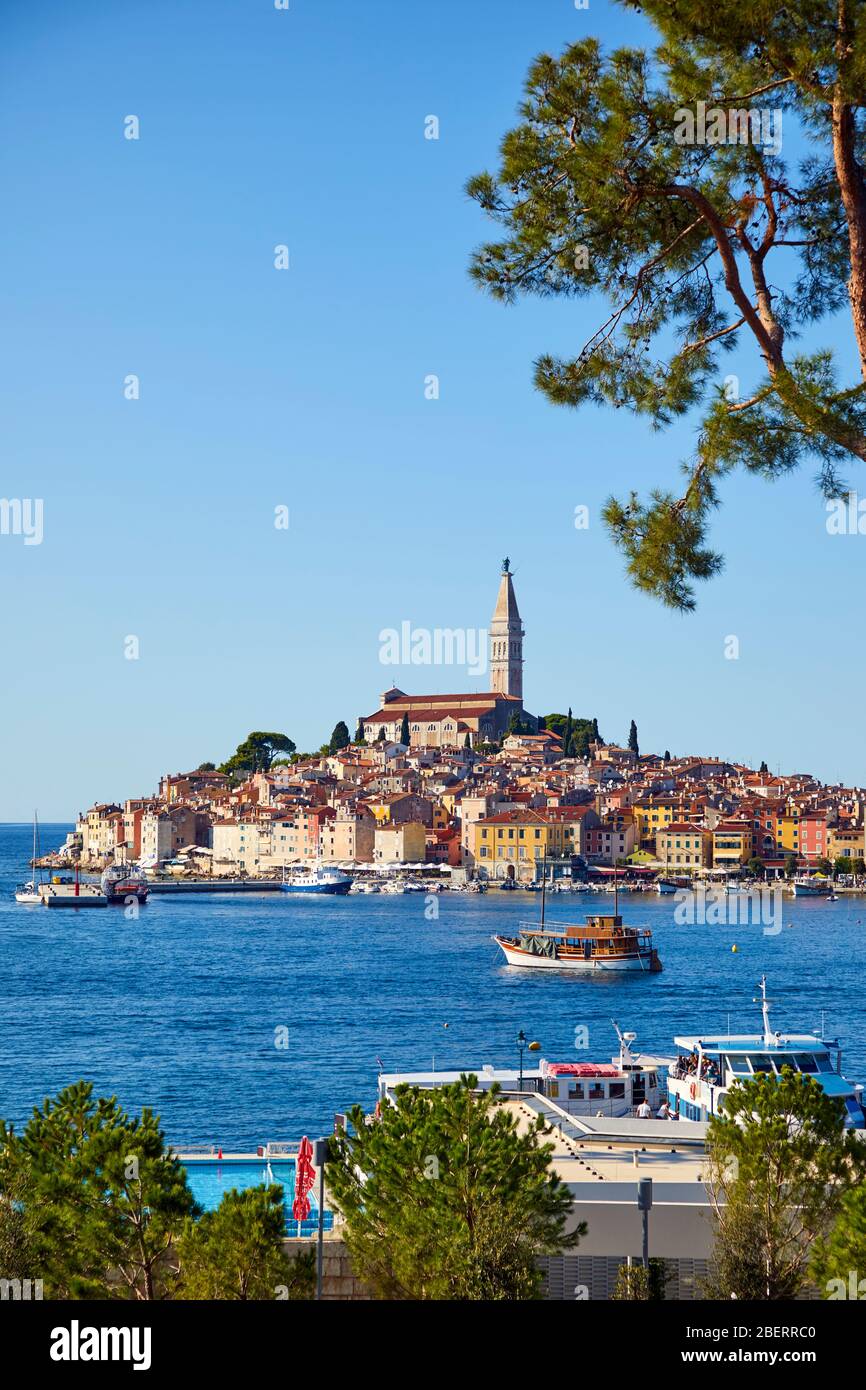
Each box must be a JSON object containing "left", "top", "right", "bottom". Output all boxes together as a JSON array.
[
  {"left": 15, "top": 812, "right": 45, "bottom": 904},
  {"left": 280, "top": 865, "right": 352, "bottom": 895},
  {"left": 792, "top": 877, "right": 830, "bottom": 897},
  {"left": 666, "top": 975, "right": 865, "bottom": 1129},
  {"left": 100, "top": 865, "right": 150, "bottom": 903}
]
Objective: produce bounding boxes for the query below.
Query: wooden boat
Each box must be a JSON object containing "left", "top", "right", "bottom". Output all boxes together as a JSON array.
[
  {"left": 493, "top": 858, "right": 662, "bottom": 973},
  {"left": 494, "top": 915, "right": 661, "bottom": 972}
]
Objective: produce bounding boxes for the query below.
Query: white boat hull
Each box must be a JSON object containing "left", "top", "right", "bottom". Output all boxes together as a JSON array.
[{"left": 495, "top": 938, "right": 653, "bottom": 972}]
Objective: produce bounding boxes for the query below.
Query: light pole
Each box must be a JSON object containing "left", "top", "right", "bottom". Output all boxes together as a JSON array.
[
  {"left": 313, "top": 1137, "right": 327, "bottom": 1300},
  {"left": 517, "top": 1030, "right": 527, "bottom": 1092},
  {"left": 637, "top": 1176, "right": 653, "bottom": 1270}
]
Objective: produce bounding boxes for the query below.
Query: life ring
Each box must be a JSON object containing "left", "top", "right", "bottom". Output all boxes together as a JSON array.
[{"left": 689, "top": 1082, "right": 697, "bottom": 1101}]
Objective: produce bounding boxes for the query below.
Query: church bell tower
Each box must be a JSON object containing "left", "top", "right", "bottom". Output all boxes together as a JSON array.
[{"left": 489, "top": 558, "right": 524, "bottom": 700}]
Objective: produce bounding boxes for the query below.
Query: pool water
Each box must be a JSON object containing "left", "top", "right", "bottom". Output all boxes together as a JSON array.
[{"left": 183, "top": 1158, "right": 333, "bottom": 1237}]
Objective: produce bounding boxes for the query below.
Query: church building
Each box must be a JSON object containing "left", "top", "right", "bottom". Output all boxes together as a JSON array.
[{"left": 358, "top": 561, "right": 534, "bottom": 749}]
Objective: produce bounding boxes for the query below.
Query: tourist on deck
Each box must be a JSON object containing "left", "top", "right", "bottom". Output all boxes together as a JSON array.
[
  {"left": 636, "top": 1099, "right": 652, "bottom": 1119},
  {"left": 657, "top": 1100, "right": 672, "bottom": 1120}
]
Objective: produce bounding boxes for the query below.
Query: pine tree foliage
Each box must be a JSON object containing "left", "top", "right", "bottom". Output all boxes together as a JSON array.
[
  {"left": 468, "top": 2, "right": 866, "bottom": 607},
  {"left": 704, "top": 1071, "right": 866, "bottom": 1299},
  {"left": 0, "top": 1081, "right": 198, "bottom": 1299},
  {"left": 327, "top": 1077, "right": 582, "bottom": 1300}
]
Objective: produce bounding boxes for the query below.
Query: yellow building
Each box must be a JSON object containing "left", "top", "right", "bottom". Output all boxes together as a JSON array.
[
  {"left": 633, "top": 798, "right": 687, "bottom": 849},
  {"left": 712, "top": 821, "right": 751, "bottom": 868},
  {"left": 827, "top": 825, "right": 866, "bottom": 862},
  {"left": 654, "top": 822, "right": 712, "bottom": 872},
  {"left": 471, "top": 811, "right": 562, "bottom": 881},
  {"left": 777, "top": 811, "right": 802, "bottom": 854}
]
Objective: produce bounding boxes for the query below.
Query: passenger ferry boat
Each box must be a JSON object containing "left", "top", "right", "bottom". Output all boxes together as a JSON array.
[
  {"left": 494, "top": 867, "right": 662, "bottom": 973},
  {"left": 280, "top": 864, "right": 352, "bottom": 895},
  {"left": 666, "top": 976, "right": 865, "bottom": 1129},
  {"left": 378, "top": 1023, "right": 672, "bottom": 1118},
  {"left": 537, "top": 1023, "right": 671, "bottom": 1115}
]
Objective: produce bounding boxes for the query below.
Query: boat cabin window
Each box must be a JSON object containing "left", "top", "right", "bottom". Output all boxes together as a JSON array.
[
  {"left": 792, "top": 1053, "right": 818, "bottom": 1073},
  {"left": 724, "top": 1054, "right": 751, "bottom": 1075},
  {"left": 567, "top": 1082, "right": 584, "bottom": 1099},
  {"left": 749, "top": 1056, "right": 776, "bottom": 1074},
  {"left": 588, "top": 1082, "right": 605, "bottom": 1100},
  {"left": 609, "top": 1082, "right": 625, "bottom": 1100}
]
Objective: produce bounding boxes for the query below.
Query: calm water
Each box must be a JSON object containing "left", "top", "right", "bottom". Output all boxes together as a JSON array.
[{"left": 2, "top": 823, "right": 866, "bottom": 1146}]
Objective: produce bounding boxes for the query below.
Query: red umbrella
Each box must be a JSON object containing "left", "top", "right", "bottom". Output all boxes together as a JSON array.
[{"left": 293, "top": 1136, "right": 315, "bottom": 1223}]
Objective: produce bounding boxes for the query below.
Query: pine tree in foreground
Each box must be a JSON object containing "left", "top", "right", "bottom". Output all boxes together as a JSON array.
[
  {"left": 327, "top": 1076, "right": 583, "bottom": 1300},
  {"left": 703, "top": 1071, "right": 866, "bottom": 1300}
]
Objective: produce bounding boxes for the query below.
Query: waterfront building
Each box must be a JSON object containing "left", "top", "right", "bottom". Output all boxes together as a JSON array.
[
  {"left": 373, "top": 821, "right": 427, "bottom": 864},
  {"left": 319, "top": 806, "right": 375, "bottom": 864},
  {"left": 711, "top": 819, "right": 752, "bottom": 868},
  {"left": 654, "top": 821, "right": 713, "bottom": 872}
]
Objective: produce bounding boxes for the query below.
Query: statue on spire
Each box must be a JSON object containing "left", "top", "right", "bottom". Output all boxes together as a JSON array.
[{"left": 501, "top": 556, "right": 510, "bottom": 574}]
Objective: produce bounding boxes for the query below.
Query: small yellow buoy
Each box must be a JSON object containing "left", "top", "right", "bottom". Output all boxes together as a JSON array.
[{"left": 731, "top": 944, "right": 738, "bottom": 953}]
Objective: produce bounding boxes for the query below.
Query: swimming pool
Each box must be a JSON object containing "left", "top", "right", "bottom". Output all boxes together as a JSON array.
[{"left": 182, "top": 1158, "right": 333, "bottom": 1238}]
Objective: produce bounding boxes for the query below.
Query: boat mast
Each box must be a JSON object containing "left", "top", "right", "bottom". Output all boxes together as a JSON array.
[
  {"left": 755, "top": 974, "right": 773, "bottom": 1046},
  {"left": 540, "top": 853, "right": 546, "bottom": 929}
]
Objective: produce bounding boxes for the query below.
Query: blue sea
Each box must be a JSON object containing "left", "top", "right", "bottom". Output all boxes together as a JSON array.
[{"left": 2, "top": 823, "right": 866, "bottom": 1147}]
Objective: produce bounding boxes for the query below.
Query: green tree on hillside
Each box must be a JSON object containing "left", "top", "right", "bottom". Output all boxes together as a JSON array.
[
  {"left": 400, "top": 712, "right": 411, "bottom": 746},
  {"left": 328, "top": 721, "right": 351, "bottom": 755},
  {"left": 220, "top": 732, "right": 296, "bottom": 778},
  {"left": 542, "top": 712, "right": 598, "bottom": 758},
  {"left": 704, "top": 1071, "right": 866, "bottom": 1299},
  {"left": 354, "top": 720, "right": 365, "bottom": 744},
  {"left": 327, "top": 1076, "right": 582, "bottom": 1300},
  {"left": 468, "top": 2, "right": 866, "bottom": 609},
  {"left": 628, "top": 720, "right": 640, "bottom": 756}
]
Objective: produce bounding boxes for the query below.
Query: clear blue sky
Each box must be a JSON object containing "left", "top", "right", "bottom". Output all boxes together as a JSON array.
[{"left": 0, "top": 0, "right": 863, "bottom": 821}]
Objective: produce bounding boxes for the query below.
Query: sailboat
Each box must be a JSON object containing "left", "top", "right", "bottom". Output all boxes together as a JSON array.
[{"left": 15, "top": 812, "right": 45, "bottom": 904}]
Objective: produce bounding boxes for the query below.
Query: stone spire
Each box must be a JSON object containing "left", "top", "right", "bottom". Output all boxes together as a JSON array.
[{"left": 489, "top": 559, "right": 524, "bottom": 700}]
